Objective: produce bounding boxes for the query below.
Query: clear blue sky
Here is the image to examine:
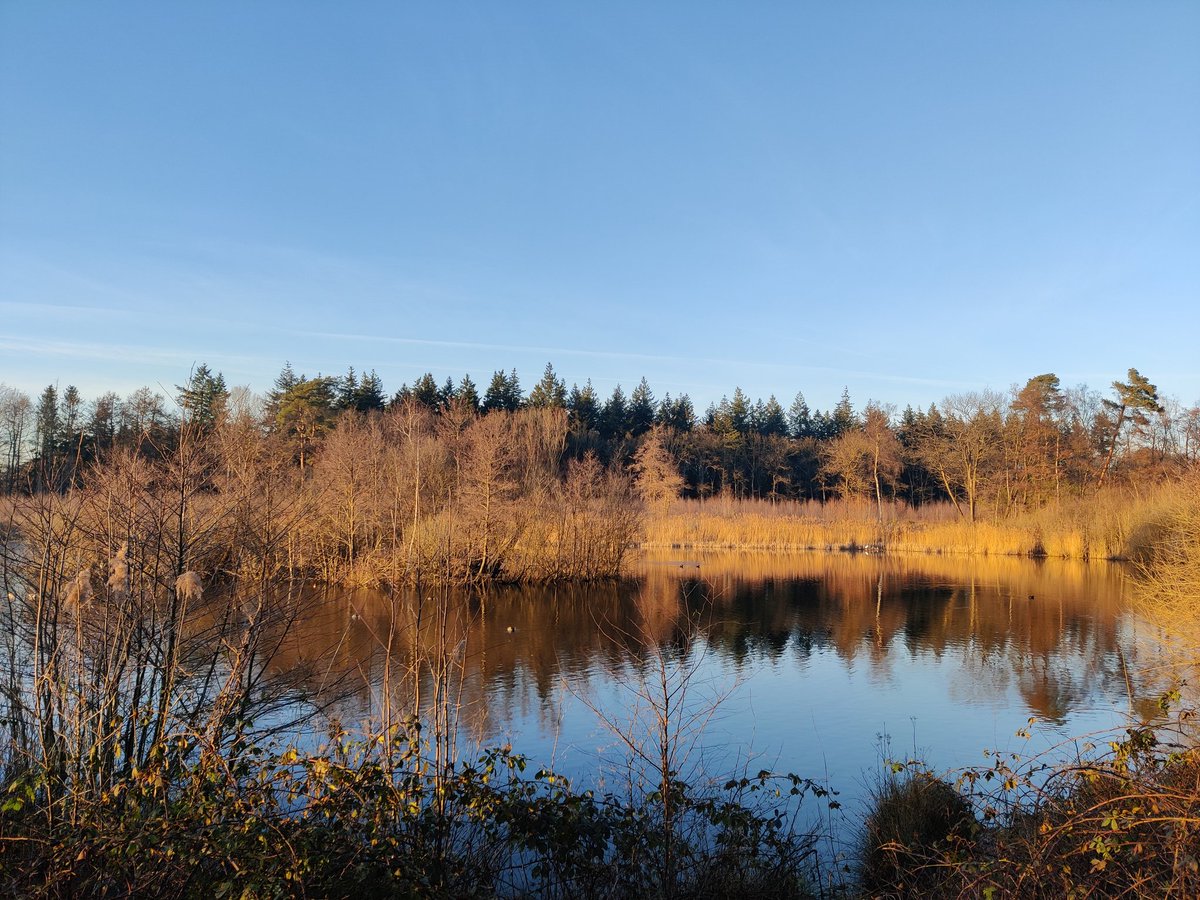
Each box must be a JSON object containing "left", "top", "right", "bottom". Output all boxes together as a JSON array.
[{"left": 2, "top": 1, "right": 1197, "bottom": 414}]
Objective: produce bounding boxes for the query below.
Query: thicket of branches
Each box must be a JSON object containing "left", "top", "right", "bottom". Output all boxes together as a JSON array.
[{"left": 2, "top": 399, "right": 639, "bottom": 589}]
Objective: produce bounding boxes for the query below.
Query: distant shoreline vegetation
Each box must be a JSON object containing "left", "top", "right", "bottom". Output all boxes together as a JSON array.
[{"left": 0, "top": 362, "right": 1196, "bottom": 585}]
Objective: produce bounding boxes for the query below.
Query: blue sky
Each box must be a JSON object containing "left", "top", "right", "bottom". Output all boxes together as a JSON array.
[{"left": 2, "top": 1, "right": 1197, "bottom": 414}]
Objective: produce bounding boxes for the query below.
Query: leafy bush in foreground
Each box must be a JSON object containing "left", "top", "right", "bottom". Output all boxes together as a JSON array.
[
  {"left": 1, "top": 725, "right": 824, "bottom": 899},
  {"left": 860, "top": 707, "right": 1200, "bottom": 899}
]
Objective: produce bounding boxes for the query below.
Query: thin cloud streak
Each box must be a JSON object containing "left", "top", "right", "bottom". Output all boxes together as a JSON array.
[
  {"left": 0, "top": 337, "right": 266, "bottom": 371},
  {"left": 0, "top": 301, "right": 128, "bottom": 317},
  {"left": 294, "top": 329, "right": 979, "bottom": 390}
]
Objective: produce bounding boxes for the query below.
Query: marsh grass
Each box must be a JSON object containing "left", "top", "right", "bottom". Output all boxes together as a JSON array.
[
  {"left": 1132, "top": 475, "right": 1200, "bottom": 629},
  {"left": 859, "top": 768, "right": 975, "bottom": 895},
  {"left": 643, "top": 484, "right": 1191, "bottom": 561}
]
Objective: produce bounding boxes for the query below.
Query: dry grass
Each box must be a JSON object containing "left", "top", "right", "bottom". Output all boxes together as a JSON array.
[
  {"left": 1129, "top": 474, "right": 1200, "bottom": 695},
  {"left": 642, "top": 484, "right": 1192, "bottom": 561}
]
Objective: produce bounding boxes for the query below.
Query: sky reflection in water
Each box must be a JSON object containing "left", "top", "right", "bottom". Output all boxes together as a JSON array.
[{"left": 265, "top": 552, "right": 1164, "bottom": 811}]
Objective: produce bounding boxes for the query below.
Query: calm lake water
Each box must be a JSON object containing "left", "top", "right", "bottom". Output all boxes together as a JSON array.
[{"left": 263, "top": 551, "right": 1169, "bottom": 814}]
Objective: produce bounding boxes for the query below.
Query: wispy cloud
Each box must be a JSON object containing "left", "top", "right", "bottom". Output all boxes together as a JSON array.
[
  {"left": 0, "top": 336, "right": 266, "bottom": 371},
  {"left": 0, "top": 301, "right": 128, "bottom": 317},
  {"left": 292, "top": 329, "right": 977, "bottom": 389}
]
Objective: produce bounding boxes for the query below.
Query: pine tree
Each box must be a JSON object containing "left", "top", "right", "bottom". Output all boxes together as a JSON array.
[
  {"left": 678, "top": 394, "right": 696, "bottom": 431},
  {"left": 628, "top": 378, "right": 655, "bottom": 437},
  {"left": 1097, "top": 368, "right": 1164, "bottom": 486},
  {"left": 412, "top": 373, "right": 441, "bottom": 410},
  {"left": 60, "top": 385, "right": 83, "bottom": 446},
  {"left": 749, "top": 399, "right": 767, "bottom": 434},
  {"left": 568, "top": 381, "right": 599, "bottom": 431},
  {"left": 505, "top": 368, "right": 523, "bottom": 410},
  {"left": 267, "top": 362, "right": 300, "bottom": 419},
  {"left": 788, "top": 392, "right": 813, "bottom": 438},
  {"left": 355, "top": 370, "right": 386, "bottom": 412},
  {"left": 758, "top": 395, "right": 788, "bottom": 437},
  {"left": 35, "top": 384, "right": 59, "bottom": 458},
  {"left": 439, "top": 376, "right": 457, "bottom": 407},
  {"left": 528, "top": 362, "right": 567, "bottom": 408},
  {"left": 273, "top": 375, "right": 337, "bottom": 468},
  {"left": 275, "top": 361, "right": 299, "bottom": 393},
  {"left": 728, "top": 387, "right": 750, "bottom": 434},
  {"left": 391, "top": 384, "right": 413, "bottom": 407},
  {"left": 177, "top": 364, "right": 228, "bottom": 430},
  {"left": 600, "top": 385, "right": 628, "bottom": 440},
  {"left": 810, "top": 410, "right": 833, "bottom": 441},
  {"left": 482, "top": 369, "right": 522, "bottom": 413},
  {"left": 336, "top": 366, "right": 359, "bottom": 410},
  {"left": 89, "top": 391, "right": 120, "bottom": 454},
  {"left": 482, "top": 370, "right": 510, "bottom": 414},
  {"left": 830, "top": 387, "right": 856, "bottom": 437},
  {"left": 898, "top": 405, "right": 920, "bottom": 447},
  {"left": 457, "top": 374, "right": 481, "bottom": 413},
  {"left": 657, "top": 394, "right": 695, "bottom": 432}
]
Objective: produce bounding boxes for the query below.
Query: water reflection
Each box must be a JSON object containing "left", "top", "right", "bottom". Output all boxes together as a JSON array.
[{"left": 259, "top": 551, "right": 1163, "bottom": 796}]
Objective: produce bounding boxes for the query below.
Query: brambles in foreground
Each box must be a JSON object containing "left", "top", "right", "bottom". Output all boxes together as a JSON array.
[
  {"left": 0, "top": 728, "right": 823, "bottom": 899},
  {"left": 861, "top": 704, "right": 1200, "bottom": 899}
]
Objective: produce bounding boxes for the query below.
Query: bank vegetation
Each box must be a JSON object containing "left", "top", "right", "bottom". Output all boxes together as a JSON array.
[
  {"left": 854, "top": 485, "right": 1200, "bottom": 898},
  {"left": 3, "top": 362, "right": 1199, "bottom": 577}
]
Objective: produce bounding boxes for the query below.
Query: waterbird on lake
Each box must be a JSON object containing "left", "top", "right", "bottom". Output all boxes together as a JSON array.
[{"left": 506, "top": 625, "right": 516, "bottom": 633}]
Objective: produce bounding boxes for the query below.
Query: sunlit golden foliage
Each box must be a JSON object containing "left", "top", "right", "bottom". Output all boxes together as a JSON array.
[
  {"left": 1127, "top": 474, "right": 1200, "bottom": 693},
  {"left": 643, "top": 483, "right": 1191, "bottom": 562},
  {"left": 287, "top": 404, "right": 641, "bottom": 586},
  {"left": 24, "top": 403, "right": 641, "bottom": 589}
]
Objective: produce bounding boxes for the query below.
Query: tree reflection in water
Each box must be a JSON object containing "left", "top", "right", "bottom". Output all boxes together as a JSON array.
[{"left": 255, "top": 551, "right": 1168, "bottom": 809}]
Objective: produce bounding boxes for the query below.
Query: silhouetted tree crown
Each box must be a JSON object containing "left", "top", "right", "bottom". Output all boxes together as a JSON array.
[
  {"left": 568, "top": 381, "right": 600, "bottom": 431},
  {"left": 457, "top": 374, "right": 481, "bottom": 413},
  {"left": 482, "top": 369, "right": 523, "bottom": 413},
  {"left": 177, "top": 364, "right": 228, "bottom": 430},
  {"left": 528, "top": 362, "right": 567, "bottom": 409}
]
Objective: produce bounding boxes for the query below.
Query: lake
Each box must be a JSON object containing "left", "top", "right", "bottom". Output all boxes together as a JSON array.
[{"left": 262, "top": 550, "right": 1168, "bottom": 818}]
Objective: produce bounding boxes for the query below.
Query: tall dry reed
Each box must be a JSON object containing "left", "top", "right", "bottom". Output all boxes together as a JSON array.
[{"left": 642, "top": 484, "right": 1191, "bottom": 561}]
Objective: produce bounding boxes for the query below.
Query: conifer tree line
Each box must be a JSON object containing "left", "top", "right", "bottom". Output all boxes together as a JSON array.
[{"left": 3, "top": 361, "right": 1198, "bottom": 514}]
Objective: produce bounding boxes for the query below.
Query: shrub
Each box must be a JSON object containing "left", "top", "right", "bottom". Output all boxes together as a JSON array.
[{"left": 860, "top": 768, "right": 975, "bottom": 894}]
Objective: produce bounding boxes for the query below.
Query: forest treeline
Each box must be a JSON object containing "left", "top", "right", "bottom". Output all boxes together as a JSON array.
[{"left": 4, "top": 361, "right": 1197, "bottom": 512}]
